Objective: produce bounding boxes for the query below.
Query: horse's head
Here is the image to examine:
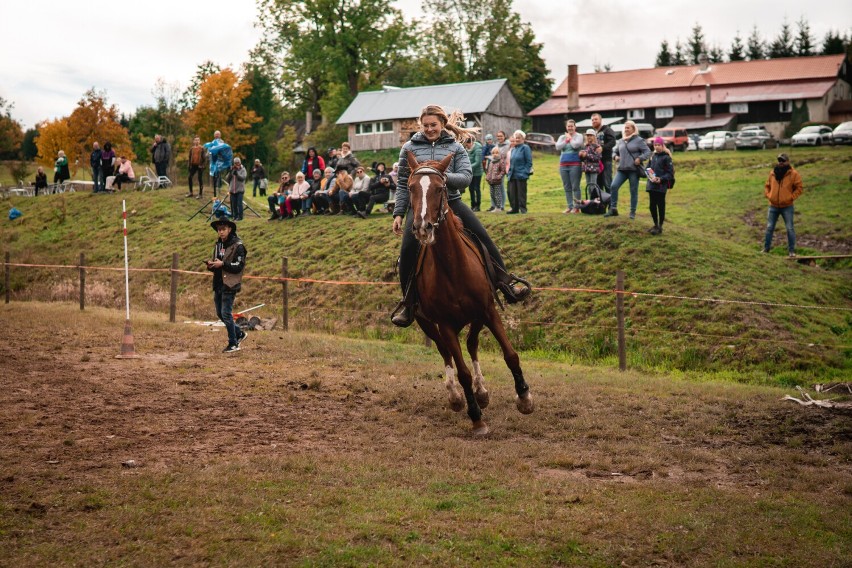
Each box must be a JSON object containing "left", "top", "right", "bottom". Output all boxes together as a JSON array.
[{"left": 406, "top": 151, "right": 453, "bottom": 245}]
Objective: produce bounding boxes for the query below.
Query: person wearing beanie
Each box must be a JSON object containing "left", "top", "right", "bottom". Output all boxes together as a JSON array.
[{"left": 206, "top": 217, "right": 248, "bottom": 352}]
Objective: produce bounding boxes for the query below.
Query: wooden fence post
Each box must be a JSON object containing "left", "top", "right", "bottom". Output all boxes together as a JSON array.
[
  {"left": 4, "top": 252, "right": 9, "bottom": 304},
  {"left": 616, "top": 270, "right": 626, "bottom": 371},
  {"left": 79, "top": 253, "right": 85, "bottom": 311},
  {"left": 282, "top": 256, "right": 289, "bottom": 332},
  {"left": 169, "top": 253, "right": 179, "bottom": 323}
]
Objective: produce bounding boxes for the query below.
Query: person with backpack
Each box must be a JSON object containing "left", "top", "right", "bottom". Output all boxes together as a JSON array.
[{"left": 645, "top": 137, "right": 674, "bottom": 235}]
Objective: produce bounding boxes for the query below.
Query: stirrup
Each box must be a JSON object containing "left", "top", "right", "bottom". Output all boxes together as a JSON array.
[
  {"left": 499, "top": 274, "right": 532, "bottom": 304},
  {"left": 390, "top": 301, "right": 415, "bottom": 328}
]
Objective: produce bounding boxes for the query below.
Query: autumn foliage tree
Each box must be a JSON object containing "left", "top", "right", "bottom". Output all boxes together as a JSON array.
[
  {"left": 0, "top": 97, "right": 24, "bottom": 159},
  {"left": 36, "top": 89, "right": 133, "bottom": 175},
  {"left": 185, "top": 69, "right": 261, "bottom": 156}
]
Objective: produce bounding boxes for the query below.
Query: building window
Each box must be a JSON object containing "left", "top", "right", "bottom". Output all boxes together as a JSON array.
[
  {"left": 729, "top": 103, "right": 749, "bottom": 114},
  {"left": 779, "top": 100, "right": 793, "bottom": 113},
  {"left": 628, "top": 109, "right": 645, "bottom": 120},
  {"left": 355, "top": 121, "right": 394, "bottom": 135},
  {"left": 655, "top": 107, "right": 674, "bottom": 119}
]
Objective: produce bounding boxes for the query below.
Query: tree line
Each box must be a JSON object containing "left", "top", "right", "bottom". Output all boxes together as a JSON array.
[
  {"left": 654, "top": 19, "right": 851, "bottom": 67},
  {"left": 0, "top": 0, "right": 552, "bottom": 178}
]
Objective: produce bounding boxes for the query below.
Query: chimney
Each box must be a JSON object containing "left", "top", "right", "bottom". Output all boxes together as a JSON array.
[
  {"left": 566, "top": 64, "right": 579, "bottom": 110},
  {"left": 705, "top": 84, "right": 711, "bottom": 118},
  {"left": 698, "top": 53, "right": 710, "bottom": 72}
]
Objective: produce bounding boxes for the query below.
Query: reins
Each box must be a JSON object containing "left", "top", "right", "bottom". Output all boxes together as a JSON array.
[{"left": 410, "top": 165, "right": 449, "bottom": 229}]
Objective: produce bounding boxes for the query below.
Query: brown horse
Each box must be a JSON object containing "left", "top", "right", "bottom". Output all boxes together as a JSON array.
[{"left": 405, "top": 151, "right": 534, "bottom": 436}]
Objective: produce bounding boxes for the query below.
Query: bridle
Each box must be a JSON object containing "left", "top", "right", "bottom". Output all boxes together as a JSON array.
[{"left": 410, "top": 165, "right": 449, "bottom": 229}]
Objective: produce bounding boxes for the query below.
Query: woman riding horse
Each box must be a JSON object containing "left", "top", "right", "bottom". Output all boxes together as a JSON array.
[{"left": 391, "top": 105, "right": 532, "bottom": 327}]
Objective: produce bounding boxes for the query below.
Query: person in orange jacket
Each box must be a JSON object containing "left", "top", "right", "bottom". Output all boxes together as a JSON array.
[{"left": 762, "top": 153, "right": 803, "bottom": 257}]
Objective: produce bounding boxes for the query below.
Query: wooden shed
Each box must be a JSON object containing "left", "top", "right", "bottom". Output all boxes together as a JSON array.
[{"left": 336, "top": 79, "right": 524, "bottom": 151}]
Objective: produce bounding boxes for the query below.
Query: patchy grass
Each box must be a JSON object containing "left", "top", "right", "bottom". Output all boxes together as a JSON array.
[
  {"left": 0, "top": 303, "right": 849, "bottom": 566},
  {"left": 1, "top": 146, "right": 851, "bottom": 385}
]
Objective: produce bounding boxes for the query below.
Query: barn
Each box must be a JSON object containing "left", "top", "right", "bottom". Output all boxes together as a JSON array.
[
  {"left": 336, "top": 79, "right": 524, "bottom": 152},
  {"left": 529, "top": 55, "right": 851, "bottom": 138}
]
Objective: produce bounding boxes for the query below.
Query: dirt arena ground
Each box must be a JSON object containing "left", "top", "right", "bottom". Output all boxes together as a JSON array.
[{"left": 1, "top": 303, "right": 850, "bottom": 566}]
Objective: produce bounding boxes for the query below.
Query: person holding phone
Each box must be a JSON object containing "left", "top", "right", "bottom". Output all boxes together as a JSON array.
[{"left": 206, "top": 217, "right": 248, "bottom": 353}]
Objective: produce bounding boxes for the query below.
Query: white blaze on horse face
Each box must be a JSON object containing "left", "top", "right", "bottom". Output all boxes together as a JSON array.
[{"left": 418, "top": 175, "right": 430, "bottom": 226}]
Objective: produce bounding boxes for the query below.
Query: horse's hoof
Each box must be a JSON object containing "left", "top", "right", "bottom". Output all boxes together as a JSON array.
[
  {"left": 449, "top": 399, "right": 465, "bottom": 413},
  {"left": 471, "top": 421, "right": 489, "bottom": 437},
  {"left": 516, "top": 392, "right": 534, "bottom": 414},
  {"left": 474, "top": 389, "right": 490, "bottom": 409}
]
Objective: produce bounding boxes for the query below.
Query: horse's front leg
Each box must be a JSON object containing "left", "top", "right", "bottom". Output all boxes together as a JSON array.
[
  {"left": 417, "top": 317, "right": 463, "bottom": 412},
  {"left": 484, "top": 307, "right": 534, "bottom": 415},
  {"left": 439, "top": 323, "right": 488, "bottom": 436},
  {"left": 466, "top": 322, "right": 489, "bottom": 409}
]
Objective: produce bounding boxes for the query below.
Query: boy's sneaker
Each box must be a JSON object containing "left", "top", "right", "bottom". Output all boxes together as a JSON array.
[
  {"left": 788, "top": 252, "right": 797, "bottom": 257},
  {"left": 236, "top": 330, "right": 247, "bottom": 346},
  {"left": 222, "top": 343, "right": 240, "bottom": 353}
]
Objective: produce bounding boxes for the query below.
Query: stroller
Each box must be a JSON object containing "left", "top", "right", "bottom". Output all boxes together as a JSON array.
[{"left": 577, "top": 182, "right": 610, "bottom": 215}]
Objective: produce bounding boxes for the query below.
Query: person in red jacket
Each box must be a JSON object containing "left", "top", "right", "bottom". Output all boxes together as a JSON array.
[{"left": 762, "top": 153, "right": 803, "bottom": 257}]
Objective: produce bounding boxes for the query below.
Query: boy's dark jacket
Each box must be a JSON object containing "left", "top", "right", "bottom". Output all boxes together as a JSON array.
[{"left": 208, "top": 231, "right": 246, "bottom": 292}]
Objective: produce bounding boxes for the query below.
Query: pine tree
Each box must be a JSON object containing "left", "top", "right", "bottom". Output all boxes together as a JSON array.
[
  {"left": 795, "top": 17, "right": 815, "bottom": 56},
  {"left": 746, "top": 26, "right": 765, "bottom": 60},
  {"left": 729, "top": 31, "right": 746, "bottom": 61},
  {"left": 655, "top": 40, "right": 673, "bottom": 67},
  {"left": 709, "top": 44, "right": 725, "bottom": 63},
  {"left": 768, "top": 19, "right": 795, "bottom": 58},
  {"left": 687, "top": 23, "right": 706, "bottom": 64},
  {"left": 821, "top": 30, "right": 846, "bottom": 55},
  {"left": 672, "top": 39, "right": 687, "bottom": 66}
]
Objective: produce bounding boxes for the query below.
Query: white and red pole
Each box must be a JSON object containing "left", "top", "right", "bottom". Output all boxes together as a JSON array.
[
  {"left": 116, "top": 199, "right": 138, "bottom": 358},
  {"left": 122, "top": 200, "right": 130, "bottom": 320}
]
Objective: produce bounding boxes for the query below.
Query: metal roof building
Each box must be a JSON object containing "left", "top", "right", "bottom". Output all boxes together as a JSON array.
[{"left": 337, "top": 79, "right": 524, "bottom": 151}]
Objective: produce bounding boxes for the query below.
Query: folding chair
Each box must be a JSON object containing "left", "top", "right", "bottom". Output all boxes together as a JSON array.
[{"left": 146, "top": 166, "right": 172, "bottom": 189}]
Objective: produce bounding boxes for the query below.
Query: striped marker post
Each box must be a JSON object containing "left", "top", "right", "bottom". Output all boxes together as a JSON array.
[{"left": 116, "top": 200, "right": 139, "bottom": 359}]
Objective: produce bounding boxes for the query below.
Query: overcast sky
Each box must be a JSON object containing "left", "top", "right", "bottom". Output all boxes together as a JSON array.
[{"left": 1, "top": 0, "right": 849, "bottom": 129}]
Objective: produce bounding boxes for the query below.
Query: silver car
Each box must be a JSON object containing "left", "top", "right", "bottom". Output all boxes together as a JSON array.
[
  {"left": 792, "top": 125, "right": 834, "bottom": 146},
  {"left": 699, "top": 131, "right": 736, "bottom": 151},
  {"left": 832, "top": 121, "right": 852, "bottom": 145},
  {"left": 735, "top": 130, "right": 778, "bottom": 150}
]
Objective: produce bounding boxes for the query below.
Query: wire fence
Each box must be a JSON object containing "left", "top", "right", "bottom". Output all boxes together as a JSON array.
[{"left": 4, "top": 253, "right": 852, "bottom": 365}]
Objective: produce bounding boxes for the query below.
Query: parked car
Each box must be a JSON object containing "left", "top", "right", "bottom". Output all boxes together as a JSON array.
[
  {"left": 735, "top": 130, "right": 778, "bottom": 150},
  {"left": 791, "top": 125, "right": 834, "bottom": 146},
  {"left": 832, "top": 121, "right": 852, "bottom": 145},
  {"left": 525, "top": 132, "right": 556, "bottom": 153},
  {"left": 652, "top": 128, "right": 690, "bottom": 151},
  {"left": 612, "top": 122, "right": 654, "bottom": 141},
  {"left": 686, "top": 136, "right": 698, "bottom": 151},
  {"left": 698, "top": 131, "right": 737, "bottom": 151},
  {"left": 740, "top": 124, "right": 768, "bottom": 132}
]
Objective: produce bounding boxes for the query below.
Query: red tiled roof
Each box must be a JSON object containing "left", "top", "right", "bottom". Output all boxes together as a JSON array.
[
  {"left": 528, "top": 80, "right": 837, "bottom": 117},
  {"left": 551, "top": 55, "right": 845, "bottom": 97}
]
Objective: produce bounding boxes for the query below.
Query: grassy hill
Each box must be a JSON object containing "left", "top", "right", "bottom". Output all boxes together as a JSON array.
[{"left": 2, "top": 147, "right": 850, "bottom": 384}]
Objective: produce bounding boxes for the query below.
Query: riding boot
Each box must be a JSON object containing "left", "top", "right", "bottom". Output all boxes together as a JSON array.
[
  {"left": 390, "top": 288, "right": 416, "bottom": 327},
  {"left": 495, "top": 269, "right": 532, "bottom": 304},
  {"left": 391, "top": 271, "right": 417, "bottom": 327}
]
